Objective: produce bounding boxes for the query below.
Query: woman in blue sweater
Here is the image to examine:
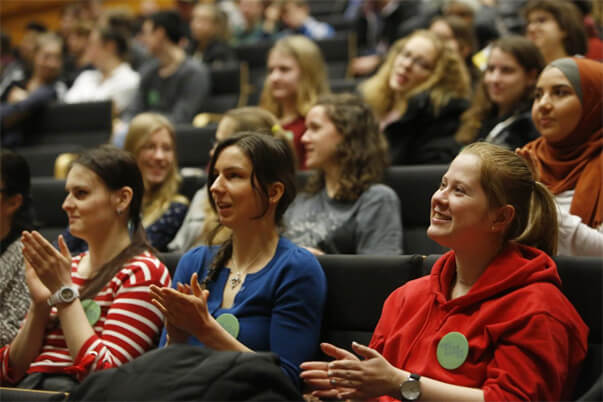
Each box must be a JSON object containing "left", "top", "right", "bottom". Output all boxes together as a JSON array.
[{"left": 150, "top": 133, "right": 326, "bottom": 390}]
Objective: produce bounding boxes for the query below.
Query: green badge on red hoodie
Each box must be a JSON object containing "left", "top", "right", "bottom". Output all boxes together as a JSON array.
[{"left": 437, "top": 331, "right": 469, "bottom": 370}]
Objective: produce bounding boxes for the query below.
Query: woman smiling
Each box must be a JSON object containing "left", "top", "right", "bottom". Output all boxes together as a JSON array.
[
  {"left": 64, "top": 113, "right": 189, "bottom": 253},
  {"left": 361, "top": 30, "right": 471, "bottom": 165}
]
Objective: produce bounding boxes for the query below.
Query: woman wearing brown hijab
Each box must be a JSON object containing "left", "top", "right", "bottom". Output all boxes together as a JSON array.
[{"left": 519, "top": 57, "right": 602, "bottom": 256}]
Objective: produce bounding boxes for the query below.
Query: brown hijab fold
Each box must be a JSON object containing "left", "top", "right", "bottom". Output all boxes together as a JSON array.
[{"left": 522, "top": 57, "right": 603, "bottom": 228}]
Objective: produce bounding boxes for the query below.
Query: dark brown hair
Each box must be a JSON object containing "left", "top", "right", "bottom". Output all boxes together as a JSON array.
[
  {"left": 201, "top": 133, "right": 297, "bottom": 288},
  {"left": 305, "top": 93, "right": 390, "bottom": 201},
  {"left": 522, "top": 0, "right": 588, "bottom": 56},
  {"left": 455, "top": 35, "right": 545, "bottom": 145},
  {"left": 72, "top": 145, "right": 153, "bottom": 299}
]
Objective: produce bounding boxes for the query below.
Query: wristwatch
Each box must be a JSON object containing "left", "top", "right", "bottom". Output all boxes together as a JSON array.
[
  {"left": 47, "top": 285, "right": 80, "bottom": 306},
  {"left": 400, "top": 373, "right": 422, "bottom": 401}
]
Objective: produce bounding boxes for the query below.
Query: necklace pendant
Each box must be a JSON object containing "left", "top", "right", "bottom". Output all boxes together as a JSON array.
[{"left": 230, "top": 272, "right": 242, "bottom": 289}]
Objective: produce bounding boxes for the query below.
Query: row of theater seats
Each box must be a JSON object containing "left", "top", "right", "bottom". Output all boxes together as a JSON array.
[
  {"left": 30, "top": 165, "right": 450, "bottom": 255},
  {"left": 160, "top": 253, "right": 603, "bottom": 401},
  {"left": 4, "top": 253, "right": 599, "bottom": 401}
]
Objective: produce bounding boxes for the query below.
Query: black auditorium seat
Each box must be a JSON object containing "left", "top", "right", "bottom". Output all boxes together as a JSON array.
[
  {"left": 26, "top": 101, "right": 112, "bottom": 147},
  {"left": 174, "top": 124, "right": 216, "bottom": 169},
  {"left": 30, "top": 177, "right": 67, "bottom": 242},
  {"left": 316, "top": 254, "right": 424, "bottom": 354},
  {"left": 205, "top": 62, "right": 249, "bottom": 114},
  {"left": 384, "top": 165, "right": 449, "bottom": 255}
]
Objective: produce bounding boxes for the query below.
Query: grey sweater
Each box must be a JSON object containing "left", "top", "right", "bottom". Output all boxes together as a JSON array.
[{"left": 283, "top": 184, "right": 403, "bottom": 255}]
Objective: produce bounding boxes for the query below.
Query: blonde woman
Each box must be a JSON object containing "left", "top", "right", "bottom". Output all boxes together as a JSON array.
[
  {"left": 361, "top": 30, "right": 471, "bottom": 165},
  {"left": 63, "top": 113, "right": 188, "bottom": 252},
  {"left": 169, "top": 106, "right": 294, "bottom": 252},
  {"left": 259, "top": 35, "right": 329, "bottom": 169}
]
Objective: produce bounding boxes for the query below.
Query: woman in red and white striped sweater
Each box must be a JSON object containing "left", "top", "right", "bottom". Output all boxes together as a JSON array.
[{"left": 0, "top": 145, "right": 170, "bottom": 391}]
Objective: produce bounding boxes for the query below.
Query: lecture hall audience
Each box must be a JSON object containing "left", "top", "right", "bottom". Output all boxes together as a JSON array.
[{"left": 0, "top": 0, "right": 600, "bottom": 397}]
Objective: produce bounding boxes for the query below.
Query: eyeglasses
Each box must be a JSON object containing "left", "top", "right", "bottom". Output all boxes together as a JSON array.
[{"left": 398, "top": 50, "right": 434, "bottom": 72}]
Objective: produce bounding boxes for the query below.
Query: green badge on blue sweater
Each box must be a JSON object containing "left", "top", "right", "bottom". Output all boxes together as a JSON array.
[{"left": 216, "top": 313, "right": 240, "bottom": 338}]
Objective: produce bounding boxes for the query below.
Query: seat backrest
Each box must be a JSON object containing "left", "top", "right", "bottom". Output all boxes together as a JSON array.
[
  {"left": 555, "top": 256, "right": 603, "bottom": 400},
  {"left": 205, "top": 63, "right": 249, "bottom": 114},
  {"left": 159, "top": 252, "right": 183, "bottom": 276},
  {"left": 17, "top": 144, "right": 84, "bottom": 177},
  {"left": 175, "top": 124, "right": 216, "bottom": 169},
  {"left": 25, "top": 101, "right": 112, "bottom": 147},
  {"left": 179, "top": 174, "right": 208, "bottom": 202},
  {"left": 316, "top": 254, "right": 424, "bottom": 354},
  {"left": 316, "top": 32, "right": 356, "bottom": 79},
  {"left": 29, "top": 101, "right": 112, "bottom": 134},
  {"left": 31, "top": 177, "right": 67, "bottom": 241},
  {"left": 384, "top": 165, "right": 449, "bottom": 255}
]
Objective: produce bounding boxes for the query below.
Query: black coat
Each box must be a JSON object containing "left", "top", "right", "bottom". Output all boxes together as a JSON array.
[
  {"left": 68, "top": 345, "right": 303, "bottom": 401},
  {"left": 477, "top": 105, "right": 540, "bottom": 150},
  {"left": 385, "top": 92, "right": 469, "bottom": 165}
]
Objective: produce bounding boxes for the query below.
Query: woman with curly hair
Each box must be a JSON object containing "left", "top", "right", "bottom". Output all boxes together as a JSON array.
[
  {"left": 259, "top": 35, "right": 329, "bottom": 169},
  {"left": 361, "top": 30, "right": 471, "bottom": 165},
  {"left": 455, "top": 35, "right": 545, "bottom": 150},
  {"left": 283, "top": 93, "right": 403, "bottom": 255},
  {"left": 64, "top": 113, "right": 188, "bottom": 253}
]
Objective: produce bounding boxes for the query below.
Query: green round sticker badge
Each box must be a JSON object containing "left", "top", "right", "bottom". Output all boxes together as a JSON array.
[
  {"left": 436, "top": 331, "right": 469, "bottom": 370},
  {"left": 216, "top": 313, "right": 240, "bottom": 339},
  {"left": 81, "top": 299, "right": 101, "bottom": 326}
]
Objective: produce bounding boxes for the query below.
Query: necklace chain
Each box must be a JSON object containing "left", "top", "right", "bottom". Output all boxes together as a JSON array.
[{"left": 229, "top": 251, "right": 266, "bottom": 290}]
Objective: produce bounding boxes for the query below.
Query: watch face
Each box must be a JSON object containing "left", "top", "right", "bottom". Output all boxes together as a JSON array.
[
  {"left": 60, "top": 288, "right": 75, "bottom": 301},
  {"left": 402, "top": 380, "right": 421, "bottom": 400}
]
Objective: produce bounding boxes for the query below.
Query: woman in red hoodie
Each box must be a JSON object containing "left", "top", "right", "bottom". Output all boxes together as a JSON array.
[{"left": 300, "top": 142, "right": 588, "bottom": 401}]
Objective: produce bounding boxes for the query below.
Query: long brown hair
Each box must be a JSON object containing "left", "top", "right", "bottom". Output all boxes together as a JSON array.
[
  {"left": 72, "top": 145, "right": 153, "bottom": 300},
  {"left": 455, "top": 35, "right": 545, "bottom": 145},
  {"left": 522, "top": 0, "right": 588, "bottom": 57},
  {"left": 200, "top": 133, "right": 297, "bottom": 288},
  {"left": 461, "top": 142, "right": 558, "bottom": 255},
  {"left": 305, "top": 93, "right": 390, "bottom": 202},
  {"left": 195, "top": 107, "right": 294, "bottom": 246}
]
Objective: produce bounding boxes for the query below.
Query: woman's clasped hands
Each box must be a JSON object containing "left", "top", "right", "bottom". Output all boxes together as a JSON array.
[
  {"left": 150, "top": 273, "right": 216, "bottom": 344},
  {"left": 21, "top": 231, "right": 73, "bottom": 305},
  {"left": 300, "top": 342, "right": 406, "bottom": 400}
]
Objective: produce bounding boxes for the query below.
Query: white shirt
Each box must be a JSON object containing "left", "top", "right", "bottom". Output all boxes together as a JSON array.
[
  {"left": 64, "top": 63, "right": 140, "bottom": 115},
  {"left": 555, "top": 189, "right": 603, "bottom": 257}
]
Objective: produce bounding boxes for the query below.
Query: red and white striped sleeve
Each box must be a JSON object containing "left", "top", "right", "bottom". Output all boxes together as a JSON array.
[
  {"left": 0, "top": 345, "right": 14, "bottom": 385},
  {"left": 68, "top": 252, "right": 171, "bottom": 381}
]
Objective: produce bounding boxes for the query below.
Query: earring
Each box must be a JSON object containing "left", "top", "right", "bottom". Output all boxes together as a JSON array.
[{"left": 116, "top": 209, "right": 122, "bottom": 216}]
